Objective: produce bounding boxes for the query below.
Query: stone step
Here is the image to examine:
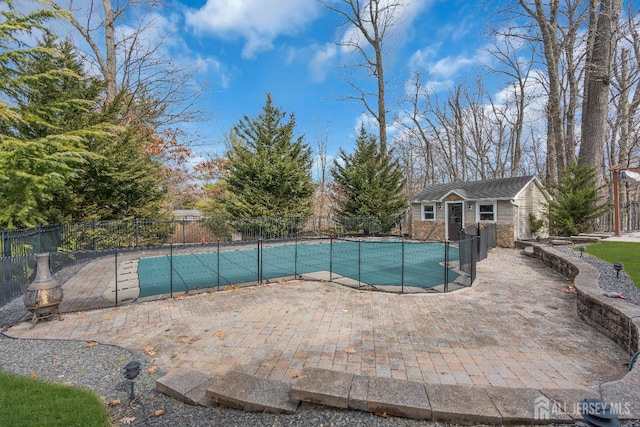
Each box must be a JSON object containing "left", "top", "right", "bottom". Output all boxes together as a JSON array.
[
  {"left": 290, "top": 367, "right": 431, "bottom": 420},
  {"left": 427, "top": 384, "right": 501, "bottom": 425},
  {"left": 206, "top": 370, "right": 300, "bottom": 415},
  {"left": 157, "top": 367, "right": 607, "bottom": 425},
  {"left": 155, "top": 367, "right": 218, "bottom": 407},
  {"left": 484, "top": 387, "right": 573, "bottom": 424},
  {"left": 290, "top": 368, "right": 596, "bottom": 425},
  {"left": 289, "top": 367, "right": 353, "bottom": 408},
  {"left": 365, "top": 376, "right": 431, "bottom": 420}
]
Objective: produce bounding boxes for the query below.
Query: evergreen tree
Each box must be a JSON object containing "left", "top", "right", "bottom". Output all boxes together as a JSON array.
[
  {"left": 224, "top": 94, "right": 314, "bottom": 219},
  {"left": 0, "top": 3, "right": 111, "bottom": 228},
  {"left": 546, "top": 162, "right": 610, "bottom": 236},
  {"left": 331, "top": 125, "right": 407, "bottom": 233},
  {"left": 0, "top": 2, "right": 169, "bottom": 226},
  {"left": 62, "top": 125, "right": 170, "bottom": 221}
]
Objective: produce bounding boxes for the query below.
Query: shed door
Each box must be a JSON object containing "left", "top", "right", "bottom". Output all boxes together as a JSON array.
[{"left": 447, "top": 203, "right": 463, "bottom": 241}]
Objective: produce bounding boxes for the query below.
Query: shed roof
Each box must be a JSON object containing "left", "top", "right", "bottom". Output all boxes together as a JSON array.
[
  {"left": 173, "top": 209, "right": 202, "bottom": 218},
  {"left": 410, "top": 176, "right": 539, "bottom": 202}
]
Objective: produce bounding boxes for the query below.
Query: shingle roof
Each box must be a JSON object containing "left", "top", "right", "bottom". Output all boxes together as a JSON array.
[{"left": 410, "top": 176, "right": 538, "bottom": 202}]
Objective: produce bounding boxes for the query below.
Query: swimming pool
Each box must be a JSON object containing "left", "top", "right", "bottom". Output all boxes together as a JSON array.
[{"left": 137, "top": 239, "right": 462, "bottom": 296}]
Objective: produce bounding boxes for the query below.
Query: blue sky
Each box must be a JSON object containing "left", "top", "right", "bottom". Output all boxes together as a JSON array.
[
  {"left": 165, "top": 0, "right": 501, "bottom": 159},
  {"left": 31, "top": 0, "right": 503, "bottom": 163}
]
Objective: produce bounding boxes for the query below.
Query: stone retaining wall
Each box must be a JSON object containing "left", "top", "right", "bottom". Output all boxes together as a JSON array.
[{"left": 516, "top": 241, "right": 640, "bottom": 354}]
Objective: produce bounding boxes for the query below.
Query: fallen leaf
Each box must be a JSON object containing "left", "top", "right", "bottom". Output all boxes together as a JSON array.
[
  {"left": 218, "top": 332, "right": 226, "bottom": 338},
  {"left": 120, "top": 417, "right": 136, "bottom": 425},
  {"left": 179, "top": 337, "right": 190, "bottom": 344},
  {"left": 345, "top": 348, "right": 357, "bottom": 354},
  {"left": 375, "top": 411, "right": 389, "bottom": 418},
  {"left": 174, "top": 295, "right": 185, "bottom": 300},
  {"left": 76, "top": 311, "right": 85, "bottom": 316},
  {"left": 83, "top": 341, "right": 98, "bottom": 348},
  {"left": 108, "top": 399, "right": 121, "bottom": 407},
  {"left": 104, "top": 316, "right": 113, "bottom": 321},
  {"left": 154, "top": 409, "right": 165, "bottom": 416},
  {"left": 29, "top": 372, "right": 38, "bottom": 378},
  {"left": 144, "top": 346, "right": 156, "bottom": 356},
  {"left": 147, "top": 366, "right": 158, "bottom": 374},
  {"left": 440, "top": 371, "right": 449, "bottom": 374},
  {"left": 227, "top": 285, "right": 237, "bottom": 290},
  {"left": 52, "top": 355, "right": 59, "bottom": 360},
  {"left": 190, "top": 336, "right": 201, "bottom": 342}
]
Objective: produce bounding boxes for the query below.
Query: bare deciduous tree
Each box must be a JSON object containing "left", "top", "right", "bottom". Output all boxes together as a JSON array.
[
  {"left": 320, "top": 0, "right": 403, "bottom": 155},
  {"left": 518, "top": 0, "right": 565, "bottom": 182},
  {"left": 485, "top": 27, "right": 537, "bottom": 177},
  {"left": 313, "top": 122, "right": 333, "bottom": 218},
  {"left": 44, "top": 0, "right": 201, "bottom": 125}
]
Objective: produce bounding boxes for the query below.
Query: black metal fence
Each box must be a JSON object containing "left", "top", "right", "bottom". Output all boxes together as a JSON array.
[
  {"left": 0, "top": 216, "right": 405, "bottom": 256},
  {"left": 1, "top": 217, "right": 497, "bottom": 310},
  {"left": 458, "top": 223, "right": 498, "bottom": 283}
]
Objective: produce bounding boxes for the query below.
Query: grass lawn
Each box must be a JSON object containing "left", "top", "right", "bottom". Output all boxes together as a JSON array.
[
  {"left": 579, "top": 241, "right": 640, "bottom": 290},
  {"left": 0, "top": 369, "right": 111, "bottom": 427}
]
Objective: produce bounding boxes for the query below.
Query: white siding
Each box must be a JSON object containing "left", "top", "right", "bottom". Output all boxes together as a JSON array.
[
  {"left": 514, "top": 181, "right": 549, "bottom": 238},
  {"left": 497, "top": 200, "right": 514, "bottom": 223}
]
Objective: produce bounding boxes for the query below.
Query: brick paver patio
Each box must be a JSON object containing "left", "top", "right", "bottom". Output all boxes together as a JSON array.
[{"left": 7, "top": 248, "right": 630, "bottom": 389}]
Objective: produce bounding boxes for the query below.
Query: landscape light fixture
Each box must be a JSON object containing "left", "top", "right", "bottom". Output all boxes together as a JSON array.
[
  {"left": 123, "top": 361, "right": 141, "bottom": 400},
  {"left": 580, "top": 245, "right": 586, "bottom": 257},
  {"left": 579, "top": 398, "right": 620, "bottom": 427},
  {"left": 613, "top": 262, "right": 623, "bottom": 278}
]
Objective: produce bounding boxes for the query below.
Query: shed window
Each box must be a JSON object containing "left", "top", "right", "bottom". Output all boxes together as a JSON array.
[
  {"left": 478, "top": 202, "right": 496, "bottom": 222},
  {"left": 422, "top": 203, "right": 435, "bottom": 221}
]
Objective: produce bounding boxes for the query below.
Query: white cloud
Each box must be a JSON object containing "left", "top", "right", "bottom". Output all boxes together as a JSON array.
[
  {"left": 309, "top": 43, "right": 337, "bottom": 82},
  {"left": 195, "top": 55, "right": 232, "bottom": 89},
  {"left": 409, "top": 46, "right": 438, "bottom": 69},
  {"left": 429, "top": 55, "right": 476, "bottom": 78},
  {"left": 186, "top": 0, "right": 320, "bottom": 59},
  {"left": 354, "top": 113, "right": 378, "bottom": 134}
]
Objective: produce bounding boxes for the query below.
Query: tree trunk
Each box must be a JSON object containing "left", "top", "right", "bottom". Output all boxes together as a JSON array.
[
  {"left": 376, "top": 46, "right": 387, "bottom": 155},
  {"left": 579, "top": 0, "right": 622, "bottom": 169},
  {"left": 321, "top": 0, "right": 400, "bottom": 156},
  {"left": 102, "top": 0, "right": 117, "bottom": 102},
  {"left": 519, "top": 0, "right": 565, "bottom": 181}
]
